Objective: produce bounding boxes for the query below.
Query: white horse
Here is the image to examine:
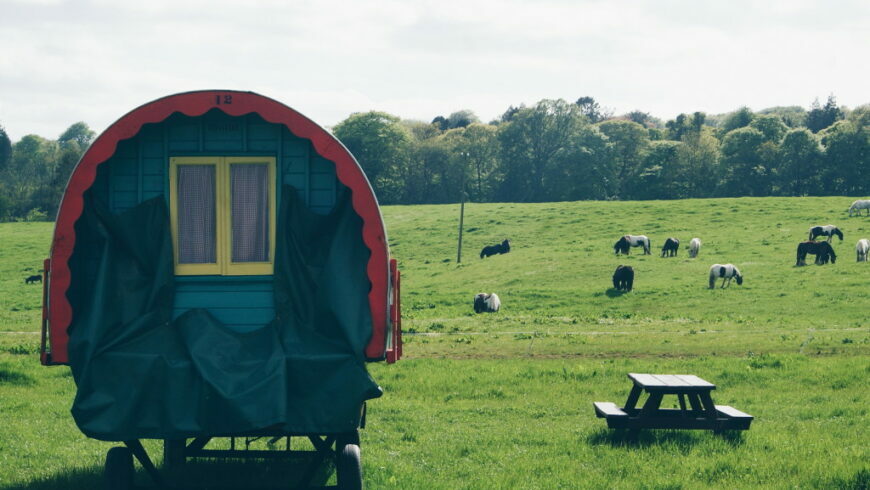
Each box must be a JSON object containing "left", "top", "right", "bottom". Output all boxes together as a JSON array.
[
  {"left": 848, "top": 200, "right": 870, "bottom": 217},
  {"left": 688, "top": 238, "right": 701, "bottom": 258},
  {"left": 614, "top": 234, "right": 651, "bottom": 255},
  {"left": 857, "top": 239, "right": 870, "bottom": 262},
  {"left": 709, "top": 264, "right": 743, "bottom": 289},
  {"left": 809, "top": 225, "right": 843, "bottom": 242},
  {"left": 474, "top": 293, "right": 501, "bottom": 313}
]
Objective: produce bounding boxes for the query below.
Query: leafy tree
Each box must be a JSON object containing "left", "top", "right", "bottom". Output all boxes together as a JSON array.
[
  {"left": 406, "top": 136, "right": 452, "bottom": 203},
  {"left": 446, "top": 110, "right": 479, "bottom": 130},
  {"left": 749, "top": 114, "right": 788, "bottom": 143},
  {"left": 431, "top": 116, "right": 449, "bottom": 131},
  {"left": 443, "top": 124, "right": 500, "bottom": 201},
  {"left": 720, "top": 107, "right": 755, "bottom": 133},
  {"left": 777, "top": 129, "right": 822, "bottom": 195},
  {"left": 58, "top": 122, "right": 95, "bottom": 148},
  {"left": 333, "top": 111, "right": 411, "bottom": 204},
  {"left": 546, "top": 125, "right": 613, "bottom": 200},
  {"left": 575, "top": 96, "right": 612, "bottom": 124},
  {"left": 758, "top": 106, "right": 807, "bottom": 128},
  {"left": 806, "top": 95, "right": 843, "bottom": 133},
  {"left": 820, "top": 119, "right": 869, "bottom": 195},
  {"left": 0, "top": 124, "right": 10, "bottom": 172},
  {"left": 625, "top": 111, "right": 655, "bottom": 128},
  {"left": 497, "top": 99, "right": 586, "bottom": 202},
  {"left": 677, "top": 128, "right": 721, "bottom": 198},
  {"left": 596, "top": 120, "right": 650, "bottom": 199},
  {"left": 720, "top": 127, "right": 767, "bottom": 196},
  {"left": 633, "top": 140, "right": 684, "bottom": 199}
]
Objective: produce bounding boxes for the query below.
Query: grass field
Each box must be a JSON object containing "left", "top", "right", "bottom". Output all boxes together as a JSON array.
[{"left": 1, "top": 197, "right": 869, "bottom": 489}]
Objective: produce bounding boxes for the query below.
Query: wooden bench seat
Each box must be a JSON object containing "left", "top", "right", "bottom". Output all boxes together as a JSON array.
[
  {"left": 715, "top": 405, "right": 754, "bottom": 430},
  {"left": 593, "top": 402, "right": 628, "bottom": 418}
]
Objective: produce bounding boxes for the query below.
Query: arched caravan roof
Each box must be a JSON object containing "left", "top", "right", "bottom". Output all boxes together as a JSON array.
[{"left": 45, "top": 90, "right": 391, "bottom": 364}]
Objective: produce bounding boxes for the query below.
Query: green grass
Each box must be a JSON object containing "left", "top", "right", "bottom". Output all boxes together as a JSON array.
[{"left": 1, "top": 197, "right": 869, "bottom": 489}]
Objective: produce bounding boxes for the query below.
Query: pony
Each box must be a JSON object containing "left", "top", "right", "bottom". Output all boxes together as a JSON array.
[
  {"left": 848, "top": 199, "right": 870, "bottom": 217},
  {"left": 856, "top": 239, "right": 870, "bottom": 262},
  {"left": 473, "top": 293, "right": 501, "bottom": 313},
  {"left": 614, "top": 235, "right": 650, "bottom": 255},
  {"left": 808, "top": 225, "right": 843, "bottom": 242},
  {"left": 661, "top": 237, "right": 679, "bottom": 257},
  {"left": 796, "top": 240, "right": 837, "bottom": 266},
  {"left": 612, "top": 265, "right": 634, "bottom": 291},
  {"left": 25, "top": 275, "right": 42, "bottom": 284},
  {"left": 480, "top": 239, "right": 511, "bottom": 259},
  {"left": 688, "top": 238, "right": 701, "bottom": 258},
  {"left": 708, "top": 264, "right": 743, "bottom": 289}
]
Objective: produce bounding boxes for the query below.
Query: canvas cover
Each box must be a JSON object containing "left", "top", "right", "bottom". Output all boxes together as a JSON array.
[{"left": 65, "top": 186, "right": 381, "bottom": 441}]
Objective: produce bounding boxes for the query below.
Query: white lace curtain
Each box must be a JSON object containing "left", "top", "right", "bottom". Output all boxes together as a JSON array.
[{"left": 231, "top": 164, "right": 269, "bottom": 262}]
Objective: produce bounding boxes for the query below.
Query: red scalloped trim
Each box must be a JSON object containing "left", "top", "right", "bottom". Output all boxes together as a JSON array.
[{"left": 47, "top": 90, "right": 389, "bottom": 364}]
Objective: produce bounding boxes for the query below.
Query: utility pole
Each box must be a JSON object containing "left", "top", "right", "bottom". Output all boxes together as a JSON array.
[{"left": 456, "top": 152, "right": 467, "bottom": 263}]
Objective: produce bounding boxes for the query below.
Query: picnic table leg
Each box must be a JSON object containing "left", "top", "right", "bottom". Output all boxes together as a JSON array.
[
  {"left": 687, "top": 393, "right": 704, "bottom": 414},
  {"left": 641, "top": 392, "right": 664, "bottom": 417},
  {"left": 699, "top": 392, "right": 719, "bottom": 431},
  {"left": 623, "top": 385, "right": 642, "bottom": 412},
  {"left": 678, "top": 394, "right": 687, "bottom": 416}
]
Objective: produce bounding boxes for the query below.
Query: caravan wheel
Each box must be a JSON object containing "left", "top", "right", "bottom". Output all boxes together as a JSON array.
[
  {"left": 336, "top": 435, "right": 362, "bottom": 490},
  {"left": 103, "top": 446, "right": 134, "bottom": 490}
]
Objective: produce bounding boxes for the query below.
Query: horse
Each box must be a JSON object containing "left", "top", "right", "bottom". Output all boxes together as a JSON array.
[
  {"left": 848, "top": 199, "right": 870, "bottom": 217},
  {"left": 708, "top": 264, "right": 743, "bottom": 289},
  {"left": 688, "top": 238, "right": 701, "bottom": 258},
  {"left": 856, "top": 239, "right": 870, "bottom": 262},
  {"left": 612, "top": 265, "right": 634, "bottom": 291},
  {"left": 473, "top": 293, "right": 501, "bottom": 313},
  {"left": 614, "top": 235, "right": 650, "bottom": 255},
  {"left": 796, "top": 240, "right": 837, "bottom": 266},
  {"left": 661, "top": 237, "right": 679, "bottom": 257},
  {"left": 808, "top": 225, "right": 843, "bottom": 242},
  {"left": 480, "top": 239, "right": 511, "bottom": 258},
  {"left": 25, "top": 275, "right": 42, "bottom": 284}
]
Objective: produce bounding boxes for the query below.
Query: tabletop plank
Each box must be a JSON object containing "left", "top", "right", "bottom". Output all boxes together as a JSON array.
[{"left": 628, "top": 373, "right": 715, "bottom": 389}]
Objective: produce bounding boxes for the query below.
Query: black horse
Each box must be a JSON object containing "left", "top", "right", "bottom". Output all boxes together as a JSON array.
[
  {"left": 612, "top": 265, "right": 634, "bottom": 291},
  {"left": 480, "top": 239, "right": 511, "bottom": 258},
  {"left": 809, "top": 225, "right": 843, "bottom": 242},
  {"left": 25, "top": 275, "right": 42, "bottom": 284},
  {"left": 796, "top": 240, "right": 837, "bottom": 266},
  {"left": 661, "top": 237, "right": 679, "bottom": 257}
]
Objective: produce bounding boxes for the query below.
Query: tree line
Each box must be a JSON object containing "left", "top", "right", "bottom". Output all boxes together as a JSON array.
[
  {"left": 333, "top": 95, "right": 869, "bottom": 205},
  {"left": 1, "top": 95, "right": 867, "bottom": 221}
]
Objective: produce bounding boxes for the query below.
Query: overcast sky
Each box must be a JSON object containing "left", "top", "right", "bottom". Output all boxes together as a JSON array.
[{"left": 1, "top": 0, "right": 867, "bottom": 141}]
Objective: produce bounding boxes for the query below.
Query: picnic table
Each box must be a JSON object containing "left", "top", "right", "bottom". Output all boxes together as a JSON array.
[{"left": 593, "top": 373, "right": 753, "bottom": 432}]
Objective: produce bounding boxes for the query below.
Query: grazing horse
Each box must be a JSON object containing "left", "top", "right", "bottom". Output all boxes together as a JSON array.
[
  {"left": 614, "top": 235, "right": 651, "bottom": 255},
  {"left": 796, "top": 240, "right": 837, "bottom": 266},
  {"left": 480, "top": 239, "right": 511, "bottom": 259},
  {"left": 612, "top": 265, "right": 634, "bottom": 291},
  {"left": 848, "top": 199, "right": 870, "bottom": 217},
  {"left": 856, "top": 239, "right": 870, "bottom": 262},
  {"left": 688, "top": 238, "right": 701, "bottom": 258},
  {"left": 25, "top": 275, "right": 42, "bottom": 284},
  {"left": 808, "top": 225, "right": 843, "bottom": 242},
  {"left": 473, "top": 293, "right": 501, "bottom": 313},
  {"left": 661, "top": 237, "right": 680, "bottom": 257},
  {"left": 708, "top": 264, "right": 743, "bottom": 289}
]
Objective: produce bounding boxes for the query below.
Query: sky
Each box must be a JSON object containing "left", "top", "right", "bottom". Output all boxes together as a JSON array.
[{"left": 0, "top": 0, "right": 868, "bottom": 142}]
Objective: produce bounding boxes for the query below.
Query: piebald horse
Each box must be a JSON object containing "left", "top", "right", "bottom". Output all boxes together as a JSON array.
[
  {"left": 848, "top": 200, "right": 870, "bottom": 217},
  {"left": 808, "top": 225, "right": 843, "bottom": 242},
  {"left": 614, "top": 235, "right": 651, "bottom": 255},
  {"left": 688, "top": 238, "right": 701, "bottom": 258},
  {"left": 708, "top": 264, "right": 743, "bottom": 289},
  {"left": 856, "top": 239, "right": 870, "bottom": 262}
]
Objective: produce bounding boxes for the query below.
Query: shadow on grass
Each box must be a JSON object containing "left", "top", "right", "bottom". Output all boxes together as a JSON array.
[
  {"left": 605, "top": 288, "right": 630, "bottom": 298},
  {"left": 13, "top": 458, "right": 335, "bottom": 490},
  {"left": 586, "top": 428, "right": 745, "bottom": 452}
]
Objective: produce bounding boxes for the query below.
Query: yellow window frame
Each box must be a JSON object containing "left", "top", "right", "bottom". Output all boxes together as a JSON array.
[{"left": 170, "top": 156, "right": 277, "bottom": 276}]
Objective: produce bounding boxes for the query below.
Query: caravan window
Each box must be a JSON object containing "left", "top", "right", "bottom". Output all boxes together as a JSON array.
[{"left": 170, "top": 156, "right": 276, "bottom": 276}]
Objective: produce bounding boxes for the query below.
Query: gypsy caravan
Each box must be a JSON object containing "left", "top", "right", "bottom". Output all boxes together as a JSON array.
[{"left": 39, "top": 90, "right": 402, "bottom": 489}]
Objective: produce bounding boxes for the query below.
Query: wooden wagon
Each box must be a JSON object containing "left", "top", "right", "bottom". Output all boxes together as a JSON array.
[{"left": 39, "top": 90, "right": 402, "bottom": 489}]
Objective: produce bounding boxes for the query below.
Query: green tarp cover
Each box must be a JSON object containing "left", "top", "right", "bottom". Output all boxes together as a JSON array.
[{"left": 66, "top": 186, "right": 381, "bottom": 441}]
